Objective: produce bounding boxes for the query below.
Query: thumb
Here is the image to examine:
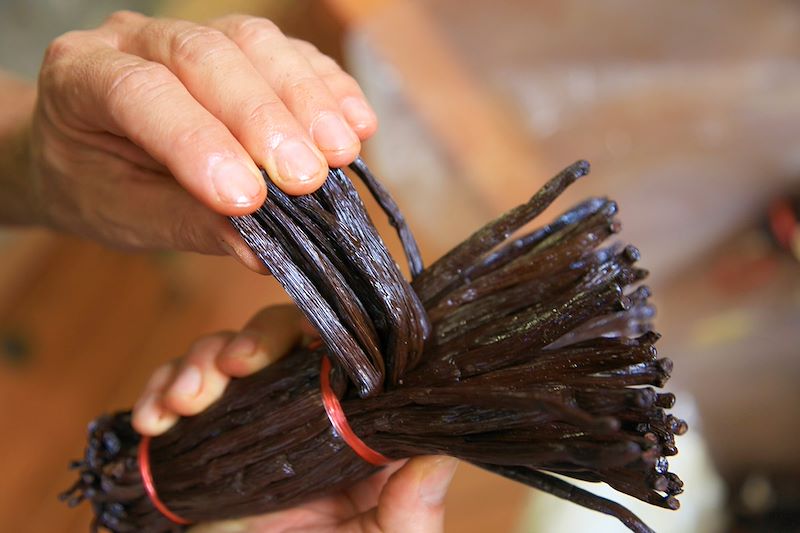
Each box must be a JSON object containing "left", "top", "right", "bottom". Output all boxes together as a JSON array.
[{"left": 369, "top": 456, "right": 459, "bottom": 533}]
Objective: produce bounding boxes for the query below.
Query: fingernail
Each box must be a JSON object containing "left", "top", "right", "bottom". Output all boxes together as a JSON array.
[
  {"left": 341, "top": 97, "right": 376, "bottom": 131},
  {"left": 418, "top": 457, "right": 459, "bottom": 506},
  {"left": 171, "top": 365, "right": 202, "bottom": 397},
  {"left": 275, "top": 138, "right": 324, "bottom": 184},
  {"left": 312, "top": 112, "right": 359, "bottom": 153},
  {"left": 211, "top": 158, "right": 264, "bottom": 206}
]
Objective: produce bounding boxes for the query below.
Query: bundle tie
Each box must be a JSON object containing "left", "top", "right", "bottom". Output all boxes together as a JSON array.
[
  {"left": 138, "top": 436, "right": 192, "bottom": 526},
  {"left": 313, "top": 341, "right": 392, "bottom": 467}
]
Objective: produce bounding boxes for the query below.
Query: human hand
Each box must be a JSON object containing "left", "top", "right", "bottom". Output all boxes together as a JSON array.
[
  {"left": 132, "top": 304, "right": 457, "bottom": 533},
  {"left": 131, "top": 304, "right": 307, "bottom": 434},
  {"left": 30, "top": 11, "right": 377, "bottom": 271}
]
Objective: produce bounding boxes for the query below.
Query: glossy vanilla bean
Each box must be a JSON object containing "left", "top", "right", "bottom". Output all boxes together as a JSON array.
[{"left": 63, "top": 160, "right": 685, "bottom": 533}]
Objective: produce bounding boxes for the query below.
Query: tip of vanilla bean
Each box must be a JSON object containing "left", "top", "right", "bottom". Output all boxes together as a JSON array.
[{"left": 568, "top": 160, "right": 592, "bottom": 180}]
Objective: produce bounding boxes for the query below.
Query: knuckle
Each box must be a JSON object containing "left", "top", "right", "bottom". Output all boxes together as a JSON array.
[
  {"left": 172, "top": 122, "right": 219, "bottom": 154},
  {"left": 170, "top": 24, "right": 233, "bottom": 64},
  {"left": 321, "top": 68, "right": 360, "bottom": 92},
  {"left": 228, "top": 17, "right": 280, "bottom": 46},
  {"left": 315, "top": 54, "right": 343, "bottom": 74},
  {"left": 107, "top": 62, "right": 174, "bottom": 110},
  {"left": 43, "top": 31, "right": 83, "bottom": 64},
  {"left": 243, "top": 97, "right": 285, "bottom": 127},
  {"left": 290, "top": 38, "right": 319, "bottom": 55},
  {"left": 187, "top": 333, "right": 226, "bottom": 357},
  {"left": 104, "top": 9, "right": 145, "bottom": 26},
  {"left": 278, "top": 73, "right": 325, "bottom": 103}
]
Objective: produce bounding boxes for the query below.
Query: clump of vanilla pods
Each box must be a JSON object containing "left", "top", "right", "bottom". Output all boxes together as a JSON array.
[{"left": 62, "top": 159, "right": 685, "bottom": 533}]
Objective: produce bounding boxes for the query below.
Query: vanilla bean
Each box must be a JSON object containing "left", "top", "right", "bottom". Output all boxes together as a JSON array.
[
  {"left": 65, "top": 160, "right": 685, "bottom": 533},
  {"left": 414, "top": 160, "right": 591, "bottom": 305},
  {"left": 349, "top": 156, "right": 424, "bottom": 280}
]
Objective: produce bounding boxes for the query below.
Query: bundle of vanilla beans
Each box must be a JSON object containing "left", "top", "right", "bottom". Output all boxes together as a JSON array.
[{"left": 63, "top": 159, "right": 685, "bottom": 533}]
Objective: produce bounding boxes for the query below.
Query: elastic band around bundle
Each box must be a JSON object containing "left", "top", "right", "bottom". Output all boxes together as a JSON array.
[
  {"left": 138, "top": 436, "right": 192, "bottom": 526},
  {"left": 316, "top": 347, "right": 392, "bottom": 467}
]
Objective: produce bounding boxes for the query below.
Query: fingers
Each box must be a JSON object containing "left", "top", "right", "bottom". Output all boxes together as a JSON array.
[
  {"left": 216, "top": 304, "right": 305, "bottom": 377},
  {"left": 42, "top": 34, "right": 267, "bottom": 215},
  {"left": 109, "top": 12, "right": 377, "bottom": 189},
  {"left": 160, "top": 333, "right": 235, "bottom": 417},
  {"left": 289, "top": 38, "right": 378, "bottom": 140},
  {"left": 354, "top": 456, "right": 459, "bottom": 533},
  {"left": 41, "top": 11, "right": 376, "bottom": 219},
  {"left": 212, "top": 16, "right": 362, "bottom": 170},
  {"left": 39, "top": 12, "right": 378, "bottom": 263},
  {"left": 132, "top": 333, "right": 234, "bottom": 436},
  {"left": 132, "top": 305, "right": 305, "bottom": 437},
  {"left": 110, "top": 174, "right": 267, "bottom": 273},
  {"left": 109, "top": 14, "right": 330, "bottom": 195},
  {"left": 131, "top": 361, "right": 180, "bottom": 436}
]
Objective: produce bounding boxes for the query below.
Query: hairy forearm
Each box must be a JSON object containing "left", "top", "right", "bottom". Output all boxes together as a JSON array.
[{"left": 0, "top": 71, "right": 39, "bottom": 225}]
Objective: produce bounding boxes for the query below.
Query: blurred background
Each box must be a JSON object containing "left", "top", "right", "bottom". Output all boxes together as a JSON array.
[{"left": 1, "top": 0, "right": 799, "bottom": 531}]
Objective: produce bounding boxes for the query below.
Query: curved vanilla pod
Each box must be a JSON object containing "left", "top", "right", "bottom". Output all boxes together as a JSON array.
[
  {"left": 413, "top": 160, "right": 591, "bottom": 305},
  {"left": 349, "top": 156, "right": 424, "bottom": 279},
  {"left": 230, "top": 166, "right": 428, "bottom": 395}
]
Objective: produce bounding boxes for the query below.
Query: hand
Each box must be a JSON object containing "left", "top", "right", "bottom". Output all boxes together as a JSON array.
[
  {"left": 131, "top": 304, "right": 307, "bottom": 434},
  {"left": 30, "top": 12, "right": 377, "bottom": 271},
  {"left": 132, "top": 305, "right": 458, "bottom": 533}
]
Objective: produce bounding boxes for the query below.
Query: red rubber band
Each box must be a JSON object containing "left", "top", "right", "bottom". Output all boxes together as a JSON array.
[
  {"left": 138, "top": 436, "right": 192, "bottom": 526},
  {"left": 319, "top": 354, "right": 392, "bottom": 466}
]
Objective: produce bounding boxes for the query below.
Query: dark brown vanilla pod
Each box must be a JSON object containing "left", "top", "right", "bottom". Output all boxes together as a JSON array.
[
  {"left": 230, "top": 165, "right": 429, "bottom": 395},
  {"left": 348, "top": 156, "right": 424, "bottom": 280},
  {"left": 413, "top": 160, "right": 591, "bottom": 306},
  {"left": 64, "top": 160, "right": 686, "bottom": 533}
]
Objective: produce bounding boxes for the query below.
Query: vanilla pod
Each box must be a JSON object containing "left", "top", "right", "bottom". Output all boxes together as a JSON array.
[{"left": 63, "top": 159, "right": 685, "bottom": 533}]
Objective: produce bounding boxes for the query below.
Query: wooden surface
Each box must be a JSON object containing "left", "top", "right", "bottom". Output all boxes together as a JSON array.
[{"left": 0, "top": 233, "right": 286, "bottom": 532}]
